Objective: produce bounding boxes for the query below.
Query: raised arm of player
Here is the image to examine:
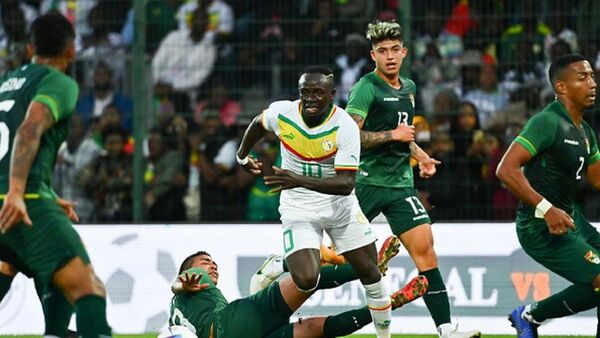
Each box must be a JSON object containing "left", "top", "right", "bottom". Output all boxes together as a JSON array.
[
  {"left": 236, "top": 114, "right": 267, "bottom": 175},
  {"left": 0, "top": 102, "right": 55, "bottom": 233},
  {"left": 496, "top": 142, "right": 575, "bottom": 235},
  {"left": 350, "top": 114, "right": 415, "bottom": 150}
]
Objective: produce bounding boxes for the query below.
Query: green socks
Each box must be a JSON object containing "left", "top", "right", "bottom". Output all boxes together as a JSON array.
[
  {"left": 42, "top": 286, "right": 74, "bottom": 336},
  {"left": 420, "top": 268, "right": 451, "bottom": 326},
  {"left": 317, "top": 264, "right": 358, "bottom": 289},
  {"left": 530, "top": 284, "right": 600, "bottom": 322},
  {"left": 323, "top": 307, "right": 373, "bottom": 338},
  {"left": 75, "top": 295, "right": 112, "bottom": 337}
]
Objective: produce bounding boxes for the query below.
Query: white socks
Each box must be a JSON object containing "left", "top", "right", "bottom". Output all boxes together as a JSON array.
[{"left": 364, "top": 279, "right": 392, "bottom": 338}]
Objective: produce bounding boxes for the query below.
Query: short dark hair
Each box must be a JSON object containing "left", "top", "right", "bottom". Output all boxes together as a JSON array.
[
  {"left": 548, "top": 53, "right": 587, "bottom": 86},
  {"left": 178, "top": 251, "right": 211, "bottom": 274},
  {"left": 30, "top": 13, "right": 75, "bottom": 57},
  {"left": 303, "top": 65, "right": 334, "bottom": 77}
]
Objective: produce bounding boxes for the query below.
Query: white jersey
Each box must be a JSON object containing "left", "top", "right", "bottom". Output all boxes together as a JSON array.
[{"left": 261, "top": 100, "right": 360, "bottom": 208}]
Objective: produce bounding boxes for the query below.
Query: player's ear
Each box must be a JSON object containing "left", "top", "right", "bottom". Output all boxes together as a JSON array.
[
  {"left": 554, "top": 80, "right": 567, "bottom": 96},
  {"left": 25, "top": 44, "right": 34, "bottom": 60},
  {"left": 370, "top": 48, "right": 376, "bottom": 62}
]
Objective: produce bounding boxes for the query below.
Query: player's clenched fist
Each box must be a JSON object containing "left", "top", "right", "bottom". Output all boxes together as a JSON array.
[{"left": 391, "top": 124, "right": 415, "bottom": 142}]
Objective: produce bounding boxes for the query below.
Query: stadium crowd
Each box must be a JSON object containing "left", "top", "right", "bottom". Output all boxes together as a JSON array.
[{"left": 1, "top": 0, "right": 599, "bottom": 223}]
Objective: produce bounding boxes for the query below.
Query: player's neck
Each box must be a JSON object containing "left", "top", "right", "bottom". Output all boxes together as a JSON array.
[
  {"left": 302, "top": 104, "right": 332, "bottom": 127},
  {"left": 375, "top": 69, "right": 401, "bottom": 89},
  {"left": 557, "top": 97, "right": 584, "bottom": 126},
  {"left": 32, "top": 56, "right": 68, "bottom": 72}
]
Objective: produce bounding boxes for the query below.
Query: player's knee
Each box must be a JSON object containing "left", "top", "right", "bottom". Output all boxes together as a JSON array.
[{"left": 293, "top": 273, "right": 320, "bottom": 292}]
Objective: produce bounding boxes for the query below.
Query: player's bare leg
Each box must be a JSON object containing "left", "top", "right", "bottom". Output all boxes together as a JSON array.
[
  {"left": 52, "top": 257, "right": 111, "bottom": 337},
  {"left": 285, "top": 248, "right": 321, "bottom": 292}
]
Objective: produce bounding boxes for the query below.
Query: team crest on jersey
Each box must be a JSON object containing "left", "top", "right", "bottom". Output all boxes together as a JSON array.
[
  {"left": 585, "top": 250, "right": 600, "bottom": 264},
  {"left": 408, "top": 93, "right": 415, "bottom": 108},
  {"left": 321, "top": 139, "right": 334, "bottom": 151}
]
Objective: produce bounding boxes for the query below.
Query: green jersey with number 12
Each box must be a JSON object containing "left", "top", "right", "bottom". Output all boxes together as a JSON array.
[
  {"left": 0, "top": 64, "right": 78, "bottom": 198},
  {"left": 346, "top": 72, "right": 417, "bottom": 188}
]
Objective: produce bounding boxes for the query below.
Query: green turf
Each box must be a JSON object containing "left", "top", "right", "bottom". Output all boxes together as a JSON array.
[{"left": 0, "top": 335, "right": 595, "bottom": 338}]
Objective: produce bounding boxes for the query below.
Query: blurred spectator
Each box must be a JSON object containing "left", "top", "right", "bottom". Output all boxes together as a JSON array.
[
  {"left": 77, "top": 62, "right": 133, "bottom": 131},
  {"left": 0, "top": 2, "right": 29, "bottom": 74},
  {"left": 194, "top": 79, "right": 241, "bottom": 127},
  {"left": 499, "top": 0, "right": 550, "bottom": 70},
  {"left": 176, "top": 0, "right": 234, "bottom": 44},
  {"left": 304, "top": 0, "right": 344, "bottom": 65},
  {"left": 545, "top": 6, "right": 578, "bottom": 54},
  {"left": 152, "top": 6, "right": 216, "bottom": 93},
  {"left": 429, "top": 89, "right": 459, "bottom": 133},
  {"left": 278, "top": 37, "right": 303, "bottom": 98},
  {"left": 81, "top": 3, "right": 123, "bottom": 49},
  {"left": 501, "top": 38, "right": 546, "bottom": 94},
  {"left": 336, "top": 0, "right": 375, "bottom": 35},
  {"left": 80, "top": 127, "right": 133, "bottom": 222},
  {"left": 54, "top": 115, "right": 103, "bottom": 223},
  {"left": 333, "top": 33, "right": 371, "bottom": 107},
  {"left": 449, "top": 101, "right": 481, "bottom": 157},
  {"left": 485, "top": 131, "right": 518, "bottom": 220},
  {"left": 195, "top": 113, "right": 238, "bottom": 221},
  {"left": 540, "top": 39, "right": 572, "bottom": 102},
  {"left": 145, "top": 129, "right": 187, "bottom": 222},
  {"left": 122, "top": 0, "right": 181, "bottom": 52},
  {"left": 463, "top": 61, "right": 509, "bottom": 128}
]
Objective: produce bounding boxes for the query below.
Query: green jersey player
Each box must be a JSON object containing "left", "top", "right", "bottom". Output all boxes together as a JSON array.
[
  {"left": 163, "top": 246, "right": 428, "bottom": 338},
  {"left": 346, "top": 20, "right": 480, "bottom": 338},
  {"left": 498, "top": 54, "right": 600, "bottom": 337},
  {"left": 0, "top": 13, "right": 111, "bottom": 337}
]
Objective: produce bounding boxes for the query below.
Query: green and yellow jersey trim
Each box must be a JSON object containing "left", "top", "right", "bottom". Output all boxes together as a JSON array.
[
  {"left": 590, "top": 151, "right": 600, "bottom": 164},
  {"left": 298, "top": 102, "right": 336, "bottom": 129},
  {"left": 277, "top": 114, "right": 339, "bottom": 161},
  {"left": 0, "top": 193, "right": 40, "bottom": 200},
  {"left": 33, "top": 94, "right": 60, "bottom": 121},
  {"left": 515, "top": 136, "right": 537, "bottom": 156}
]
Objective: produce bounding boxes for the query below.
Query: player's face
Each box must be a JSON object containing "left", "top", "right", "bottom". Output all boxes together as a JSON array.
[
  {"left": 192, "top": 254, "right": 219, "bottom": 285},
  {"left": 370, "top": 39, "right": 407, "bottom": 78},
  {"left": 562, "top": 60, "right": 596, "bottom": 108},
  {"left": 299, "top": 73, "right": 334, "bottom": 117}
]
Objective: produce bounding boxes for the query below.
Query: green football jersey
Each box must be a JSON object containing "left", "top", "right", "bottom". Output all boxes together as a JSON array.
[
  {"left": 0, "top": 64, "right": 78, "bottom": 198},
  {"left": 346, "top": 72, "right": 417, "bottom": 188},
  {"left": 169, "top": 267, "right": 229, "bottom": 337},
  {"left": 515, "top": 100, "right": 600, "bottom": 217}
]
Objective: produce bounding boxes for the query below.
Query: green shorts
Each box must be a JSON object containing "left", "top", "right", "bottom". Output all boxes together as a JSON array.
[
  {"left": 356, "top": 184, "right": 431, "bottom": 236},
  {"left": 516, "top": 209, "right": 600, "bottom": 284},
  {"left": 215, "top": 281, "right": 293, "bottom": 338},
  {"left": 0, "top": 198, "right": 90, "bottom": 286}
]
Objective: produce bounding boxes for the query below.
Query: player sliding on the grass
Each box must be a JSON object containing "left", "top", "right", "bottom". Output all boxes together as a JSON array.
[{"left": 159, "top": 238, "right": 427, "bottom": 338}]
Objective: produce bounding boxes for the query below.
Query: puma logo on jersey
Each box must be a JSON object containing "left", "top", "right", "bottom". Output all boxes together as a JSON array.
[
  {"left": 282, "top": 133, "right": 295, "bottom": 140},
  {"left": 0, "top": 77, "right": 26, "bottom": 93},
  {"left": 383, "top": 97, "right": 399, "bottom": 101},
  {"left": 564, "top": 139, "right": 579, "bottom": 146}
]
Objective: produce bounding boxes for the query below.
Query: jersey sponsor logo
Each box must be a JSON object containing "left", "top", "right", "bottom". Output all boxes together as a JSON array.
[
  {"left": 584, "top": 250, "right": 600, "bottom": 264},
  {"left": 383, "top": 97, "right": 399, "bottom": 102},
  {"left": 585, "top": 137, "right": 590, "bottom": 154},
  {"left": 563, "top": 139, "right": 579, "bottom": 146},
  {"left": 0, "top": 77, "right": 26, "bottom": 93},
  {"left": 409, "top": 93, "right": 415, "bottom": 108}
]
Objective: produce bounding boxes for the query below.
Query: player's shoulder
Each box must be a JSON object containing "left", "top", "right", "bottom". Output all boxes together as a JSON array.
[
  {"left": 332, "top": 106, "right": 359, "bottom": 130},
  {"left": 265, "top": 99, "right": 298, "bottom": 116},
  {"left": 353, "top": 72, "right": 378, "bottom": 88},
  {"left": 400, "top": 76, "right": 417, "bottom": 93}
]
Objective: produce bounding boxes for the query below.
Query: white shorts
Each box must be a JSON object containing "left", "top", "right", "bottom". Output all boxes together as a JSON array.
[{"left": 279, "top": 196, "right": 377, "bottom": 257}]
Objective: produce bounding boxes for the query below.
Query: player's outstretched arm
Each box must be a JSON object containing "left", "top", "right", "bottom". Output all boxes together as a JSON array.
[
  {"left": 586, "top": 161, "right": 600, "bottom": 190},
  {"left": 496, "top": 142, "right": 574, "bottom": 235},
  {"left": 349, "top": 114, "right": 414, "bottom": 150},
  {"left": 0, "top": 102, "right": 54, "bottom": 233},
  {"left": 236, "top": 114, "right": 267, "bottom": 175},
  {"left": 264, "top": 167, "right": 356, "bottom": 195}
]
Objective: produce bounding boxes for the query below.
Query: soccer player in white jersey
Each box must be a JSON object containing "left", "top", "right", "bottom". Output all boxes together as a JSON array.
[{"left": 236, "top": 66, "right": 395, "bottom": 337}]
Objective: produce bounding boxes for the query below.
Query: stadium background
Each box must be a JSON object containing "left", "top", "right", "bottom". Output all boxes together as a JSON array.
[{"left": 1, "top": 0, "right": 600, "bottom": 336}]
